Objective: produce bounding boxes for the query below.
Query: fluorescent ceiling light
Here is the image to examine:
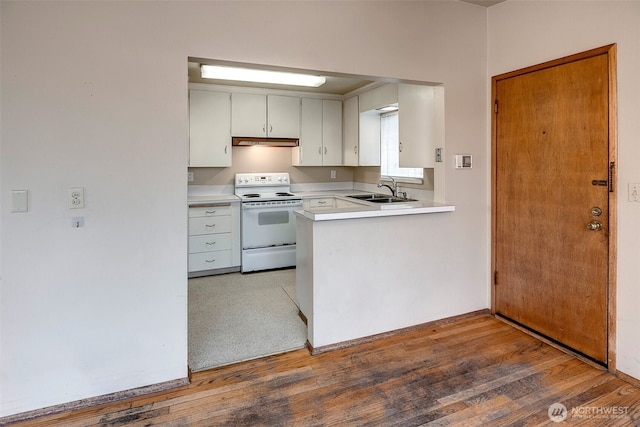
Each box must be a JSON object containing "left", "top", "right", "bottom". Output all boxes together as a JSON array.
[{"left": 201, "top": 65, "right": 326, "bottom": 88}]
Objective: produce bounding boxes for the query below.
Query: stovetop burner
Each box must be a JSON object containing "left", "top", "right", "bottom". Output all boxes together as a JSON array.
[
  {"left": 239, "top": 192, "right": 301, "bottom": 201},
  {"left": 235, "top": 173, "right": 300, "bottom": 201}
]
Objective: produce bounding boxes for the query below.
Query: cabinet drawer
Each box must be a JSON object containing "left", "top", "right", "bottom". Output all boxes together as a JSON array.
[
  {"left": 308, "top": 197, "right": 335, "bottom": 208},
  {"left": 189, "top": 233, "right": 232, "bottom": 254},
  {"left": 189, "top": 216, "right": 232, "bottom": 235},
  {"left": 189, "top": 250, "right": 232, "bottom": 272},
  {"left": 189, "top": 204, "right": 232, "bottom": 218}
]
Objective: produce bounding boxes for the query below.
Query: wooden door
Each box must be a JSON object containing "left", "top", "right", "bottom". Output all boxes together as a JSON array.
[{"left": 492, "top": 45, "right": 616, "bottom": 365}]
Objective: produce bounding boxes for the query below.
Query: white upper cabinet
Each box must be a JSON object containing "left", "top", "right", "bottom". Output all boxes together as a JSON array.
[
  {"left": 293, "top": 99, "right": 342, "bottom": 166},
  {"left": 342, "top": 95, "right": 359, "bottom": 166},
  {"left": 295, "top": 98, "right": 323, "bottom": 165},
  {"left": 322, "top": 99, "right": 343, "bottom": 166},
  {"left": 231, "top": 93, "right": 300, "bottom": 138},
  {"left": 359, "top": 83, "right": 397, "bottom": 112},
  {"left": 231, "top": 93, "right": 266, "bottom": 137},
  {"left": 398, "top": 83, "right": 444, "bottom": 169},
  {"left": 268, "top": 95, "right": 301, "bottom": 138},
  {"left": 189, "top": 90, "right": 231, "bottom": 167}
]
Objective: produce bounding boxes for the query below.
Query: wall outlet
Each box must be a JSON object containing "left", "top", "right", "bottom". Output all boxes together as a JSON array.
[
  {"left": 188, "top": 171, "right": 194, "bottom": 182},
  {"left": 330, "top": 170, "right": 336, "bottom": 179},
  {"left": 68, "top": 187, "right": 85, "bottom": 209},
  {"left": 72, "top": 216, "right": 85, "bottom": 228},
  {"left": 435, "top": 148, "right": 443, "bottom": 162},
  {"left": 629, "top": 183, "right": 640, "bottom": 202}
]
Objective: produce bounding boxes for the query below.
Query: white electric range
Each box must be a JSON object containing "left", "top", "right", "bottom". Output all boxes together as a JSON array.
[{"left": 235, "top": 173, "right": 302, "bottom": 273}]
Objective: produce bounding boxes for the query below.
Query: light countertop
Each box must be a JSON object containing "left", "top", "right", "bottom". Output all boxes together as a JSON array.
[
  {"left": 296, "top": 195, "right": 455, "bottom": 221},
  {"left": 187, "top": 189, "right": 455, "bottom": 220},
  {"left": 294, "top": 189, "right": 371, "bottom": 197},
  {"left": 188, "top": 194, "right": 240, "bottom": 206}
]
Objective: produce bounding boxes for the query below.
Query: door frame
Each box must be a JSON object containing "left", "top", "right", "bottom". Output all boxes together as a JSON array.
[{"left": 490, "top": 44, "right": 618, "bottom": 371}]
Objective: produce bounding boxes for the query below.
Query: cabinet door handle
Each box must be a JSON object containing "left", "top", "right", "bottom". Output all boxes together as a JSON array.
[
  {"left": 263, "top": 124, "right": 266, "bottom": 133},
  {"left": 269, "top": 124, "right": 273, "bottom": 134},
  {"left": 399, "top": 141, "right": 403, "bottom": 153},
  {"left": 205, "top": 210, "right": 216, "bottom": 215},
  {"left": 205, "top": 259, "right": 216, "bottom": 263},
  {"left": 354, "top": 145, "right": 358, "bottom": 154},
  {"left": 318, "top": 147, "right": 322, "bottom": 155},
  {"left": 205, "top": 224, "right": 216, "bottom": 228},
  {"left": 224, "top": 145, "right": 227, "bottom": 155},
  {"left": 206, "top": 241, "right": 216, "bottom": 246},
  {"left": 324, "top": 147, "right": 327, "bottom": 155}
]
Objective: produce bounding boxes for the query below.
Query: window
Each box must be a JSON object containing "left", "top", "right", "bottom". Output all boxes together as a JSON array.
[{"left": 380, "top": 111, "right": 423, "bottom": 183}]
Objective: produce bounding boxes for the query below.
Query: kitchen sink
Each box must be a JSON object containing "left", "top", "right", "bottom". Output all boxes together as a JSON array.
[
  {"left": 347, "top": 194, "right": 417, "bottom": 203},
  {"left": 368, "top": 197, "right": 417, "bottom": 203}
]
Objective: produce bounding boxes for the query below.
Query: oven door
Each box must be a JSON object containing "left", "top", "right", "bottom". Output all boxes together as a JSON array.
[{"left": 242, "top": 202, "right": 300, "bottom": 248}]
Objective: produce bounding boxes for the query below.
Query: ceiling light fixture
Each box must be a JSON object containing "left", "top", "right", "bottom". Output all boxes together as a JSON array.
[{"left": 201, "top": 65, "right": 326, "bottom": 88}]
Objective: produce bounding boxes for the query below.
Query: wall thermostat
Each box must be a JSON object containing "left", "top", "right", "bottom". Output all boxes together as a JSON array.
[{"left": 455, "top": 155, "right": 472, "bottom": 169}]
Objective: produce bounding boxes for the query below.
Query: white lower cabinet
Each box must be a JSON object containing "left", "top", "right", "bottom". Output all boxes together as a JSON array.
[
  {"left": 189, "top": 250, "right": 233, "bottom": 272},
  {"left": 188, "top": 233, "right": 232, "bottom": 254},
  {"left": 304, "top": 197, "right": 336, "bottom": 209},
  {"left": 188, "top": 202, "right": 240, "bottom": 275},
  {"left": 302, "top": 196, "right": 366, "bottom": 210},
  {"left": 188, "top": 216, "right": 232, "bottom": 235}
]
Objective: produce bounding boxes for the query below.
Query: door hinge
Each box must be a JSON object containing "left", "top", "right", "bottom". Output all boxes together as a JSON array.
[
  {"left": 494, "top": 101, "right": 498, "bottom": 114},
  {"left": 609, "top": 161, "right": 615, "bottom": 193},
  {"left": 494, "top": 270, "right": 498, "bottom": 285}
]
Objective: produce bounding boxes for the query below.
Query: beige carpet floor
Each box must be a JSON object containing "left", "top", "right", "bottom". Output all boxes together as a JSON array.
[{"left": 188, "top": 268, "right": 307, "bottom": 372}]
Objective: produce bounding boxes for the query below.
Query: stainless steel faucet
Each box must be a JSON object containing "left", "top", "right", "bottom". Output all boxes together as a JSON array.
[{"left": 377, "top": 176, "right": 397, "bottom": 196}]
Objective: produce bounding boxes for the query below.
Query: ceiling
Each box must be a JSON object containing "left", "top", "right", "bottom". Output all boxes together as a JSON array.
[{"left": 188, "top": 0, "right": 506, "bottom": 95}]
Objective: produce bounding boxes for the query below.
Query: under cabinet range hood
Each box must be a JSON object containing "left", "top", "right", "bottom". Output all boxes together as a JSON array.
[{"left": 232, "top": 137, "right": 299, "bottom": 147}]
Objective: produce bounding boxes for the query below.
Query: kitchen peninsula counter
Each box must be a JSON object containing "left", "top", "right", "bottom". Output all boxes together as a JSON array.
[
  {"left": 295, "top": 195, "right": 457, "bottom": 351},
  {"left": 295, "top": 196, "right": 454, "bottom": 221}
]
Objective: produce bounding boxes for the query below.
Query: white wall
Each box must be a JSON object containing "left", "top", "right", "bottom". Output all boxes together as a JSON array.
[
  {"left": 488, "top": 1, "right": 640, "bottom": 380},
  {"left": 1, "top": 1, "right": 489, "bottom": 417}
]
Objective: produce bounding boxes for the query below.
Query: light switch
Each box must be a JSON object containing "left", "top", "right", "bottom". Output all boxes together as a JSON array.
[{"left": 11, "top": 190, "right": 28, "bottom": 212}]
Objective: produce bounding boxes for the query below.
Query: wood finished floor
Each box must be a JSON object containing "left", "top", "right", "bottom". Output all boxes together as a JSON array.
[{"left": 8, "top": 314, "right": 640, "bottom": 426}]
